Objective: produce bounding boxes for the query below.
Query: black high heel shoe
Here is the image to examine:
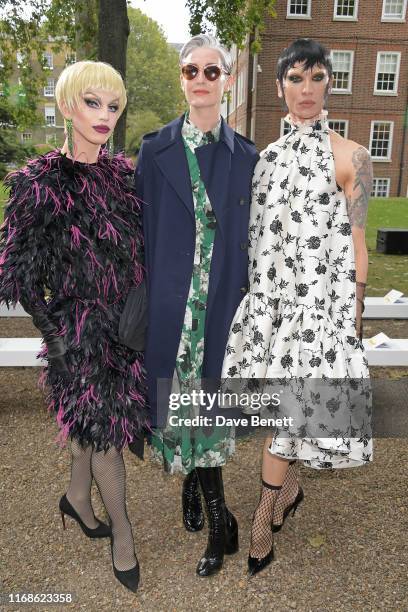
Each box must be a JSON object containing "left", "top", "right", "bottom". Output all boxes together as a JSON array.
[
  {"left": 195, "top": 467, "right": 239, "bottom": 577},
  {"left": 248, "top": 547, "right": 274, "bottom": 577},
  {"left": 272, "top": 487, "right": 304, "bottom": 533},
  {"left": 110, "top": 535, "right": 140, "bottom": 593},
  {"left": 59, "top": 494, "right": 111, "bottom": 539}
]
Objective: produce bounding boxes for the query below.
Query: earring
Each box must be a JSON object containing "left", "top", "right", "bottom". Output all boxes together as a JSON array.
[
  {"left": 66, "top": 118, "right": 74, "bottom": 157},
  {"left": 107, "top": 133, "right": 114, "bottom": 158}
]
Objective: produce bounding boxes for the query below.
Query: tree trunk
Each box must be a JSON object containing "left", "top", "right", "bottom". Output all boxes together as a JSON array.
[{"left": 98, "top": 0, "right": 129, "bottom": 152}]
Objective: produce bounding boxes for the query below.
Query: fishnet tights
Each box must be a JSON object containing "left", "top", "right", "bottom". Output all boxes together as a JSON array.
[
  {"left": 66, "top": 439, "right": 99, "bottom": 529},
  {"left": 272, "top": 462, "right": 299, "bottom": 527},
  {"left": 91, "top": 446, "right": 137, "bottom": 572},
  {"left": 249, "top": 482, "right": 281, "bottom": 559}
]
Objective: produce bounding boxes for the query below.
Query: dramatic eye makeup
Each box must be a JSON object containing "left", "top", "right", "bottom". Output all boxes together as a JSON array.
[{"left": 82, "top": 94, "right": 120, "bottom": 112}]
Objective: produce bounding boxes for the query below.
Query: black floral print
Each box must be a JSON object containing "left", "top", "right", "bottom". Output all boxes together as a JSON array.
[{"left": 222, "top": 113, "right": 372, "bottom": 469}]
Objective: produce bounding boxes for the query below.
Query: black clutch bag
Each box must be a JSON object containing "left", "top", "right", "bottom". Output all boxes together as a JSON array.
[{"left": 118, "top": 280, "right": 148, "bottom": 351}]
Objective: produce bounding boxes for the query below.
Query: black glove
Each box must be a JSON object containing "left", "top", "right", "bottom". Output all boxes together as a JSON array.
[
  {"left": 355, "top": 281, "right": 366, "bottom": 341},
  {"left": 28, "top": 308, "right": 71, "bottom": 384}
]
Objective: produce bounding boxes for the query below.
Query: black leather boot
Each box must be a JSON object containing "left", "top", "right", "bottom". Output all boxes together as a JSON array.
[
  {"left": 195, "top": 467, "right": 239, "bottom": 577},
  {"left": 182, "top": 470, "right": 205, "bottom": 532}
]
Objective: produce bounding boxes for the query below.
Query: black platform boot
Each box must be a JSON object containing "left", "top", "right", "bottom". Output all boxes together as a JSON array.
[
  {"left": 182, "top": 470, "right": 205, "bottom": 532},
  {"left": 195, "top": 466, "right": 239, "bottom": 577}
]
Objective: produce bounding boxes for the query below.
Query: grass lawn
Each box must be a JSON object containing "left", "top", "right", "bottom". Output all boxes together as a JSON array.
[
  {"left": 0, "top": 180, "right": 407, "bottom": 296},
  {"left": 366, "top": 198, "right": 408, "bottom": 296}
]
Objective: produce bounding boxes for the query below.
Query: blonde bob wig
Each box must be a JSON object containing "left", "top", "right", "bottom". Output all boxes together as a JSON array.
[{"left": 55, "top": 60, "right": 127, "bottom": 115}]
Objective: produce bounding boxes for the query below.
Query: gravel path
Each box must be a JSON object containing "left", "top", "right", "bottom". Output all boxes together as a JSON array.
[{"left": 1, "top": 317, "right": 407, "bottom": 611}]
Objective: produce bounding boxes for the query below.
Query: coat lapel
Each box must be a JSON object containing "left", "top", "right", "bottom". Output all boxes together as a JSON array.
[{"left": 153, "top": 117, "right": 195, "bottom": 220}]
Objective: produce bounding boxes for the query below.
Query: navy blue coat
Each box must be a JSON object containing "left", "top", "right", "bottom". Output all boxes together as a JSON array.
[{"left": 135, "top": 115, "right": 259, "bottom": 422}]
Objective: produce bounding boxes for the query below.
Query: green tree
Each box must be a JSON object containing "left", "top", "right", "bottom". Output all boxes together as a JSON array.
[
  {"left": 186, "top": 0, "right": 276, "bottom": 52},
  {"left": 126, "top": 8, "right": 185, "bottom": 129},
  {"left": 126, "top": 109, "right": 162, "bottom": 156},
  {"left": 0, "top": 98, "right": 34, "bottom": 177}
]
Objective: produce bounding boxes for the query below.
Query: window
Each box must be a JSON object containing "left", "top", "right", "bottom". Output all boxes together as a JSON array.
[
  {"left": 280, "top": 119, "right": 292, "bottom": 137},
  {"left": 21, "top": 132, "right": 32, "bottom": 142},
  {"left": 43, "top": 51, "right": 53, "bottom": 69},
  {"left": 65, "top": 52, "right": 77, "bottom": 65},
  {"left": 252, "top": 53, "right": 258, "bottom": 91},
  {"left": 44, "top": 105, "right": 56, "bottom": 126},
  {"left": 328, "top": 119, "right": 349, "bottom": 138},
  {"left": 44, "top": 77, "right": 55, "bottom": 97},
  {"left": 334, "top": 0, "right": 358, "bottom": 19},
  {"left": 287, "top": 0, "right": 311, "bottom": 18},
  {"left": 382, "top": 0, "right": 407, "bottom": 21},
  {"left": 374, "top": 52, "right": 401, "bottom": 95},
  {"left": 237, "top": 71, "right": 246, "bottom": 107},
  {"left": 16, "top": 51, "right": 24, "bottom": 65},
  {"left": 331, "top": 50, "right": 354, "bottom": 93},
  {"left": 371, "top": 178, "right": 390, "bottom": 197},
  {"left": 370, "top": 121, "right": 393, "bottom": 161}
]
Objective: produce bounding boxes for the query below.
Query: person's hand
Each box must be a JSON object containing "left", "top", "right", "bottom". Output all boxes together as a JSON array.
[{"left": 48, "top": 353, "right": 72, "bottom": 385}]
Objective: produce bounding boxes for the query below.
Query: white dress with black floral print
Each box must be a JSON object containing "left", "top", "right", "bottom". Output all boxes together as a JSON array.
[{"left": 222, "top": 114, "right": 372, "bottom": 469}]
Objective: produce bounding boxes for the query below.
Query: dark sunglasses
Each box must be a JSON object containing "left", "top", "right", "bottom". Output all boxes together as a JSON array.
[{"left": 181, "top": 63, "right": 228, "bottom": 82}]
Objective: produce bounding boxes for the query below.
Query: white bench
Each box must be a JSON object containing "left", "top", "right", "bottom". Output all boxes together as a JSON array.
[
  {"left": 0, "top": 303, "right": 29, "bottom": 317},
  {"left": 0, "top": 337, "right": 44, "bottom": 366},
  {"left": 2, "top": 299, "right": 408, "bottom": 320},
  {"left": 363, "top": 338, "right": 408, "bottom": 367},
  {"left": 364, "top": 297, "right": 408, "bottom": 319},
  {"left": 0, "top": 337, "right": 407, "bottom": 367}
]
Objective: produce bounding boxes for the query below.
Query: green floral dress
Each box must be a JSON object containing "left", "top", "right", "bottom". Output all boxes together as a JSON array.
[{"left": 151, "top": 114, "right": 235, "bottom": 474}]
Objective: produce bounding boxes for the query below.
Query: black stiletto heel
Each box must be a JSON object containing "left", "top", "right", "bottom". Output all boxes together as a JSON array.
[
  {"left": 272, "top": 487, "right": 304, "bottom": 533},
  {"left": 59, "top": 494, "right": 111, "bottom": 539}
]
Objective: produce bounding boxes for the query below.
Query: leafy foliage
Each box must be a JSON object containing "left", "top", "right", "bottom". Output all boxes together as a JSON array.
[
  {"left": 186, "top": 0, "right": 276, "bottom": 52},
  {"left": 126, "top": 8, "right": 185, "bottom": 131}
]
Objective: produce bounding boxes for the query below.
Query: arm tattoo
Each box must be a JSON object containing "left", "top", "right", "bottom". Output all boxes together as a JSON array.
[{"left": 346, "top": 147, "right": 373, "bottom": 228}]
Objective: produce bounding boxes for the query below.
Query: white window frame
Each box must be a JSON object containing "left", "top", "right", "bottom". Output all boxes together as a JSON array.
[
  {"left": 43, "top": 51, "right": 53, "bottom": 69},
  {"left": 286, "top": 0, "right": 311, "bottom": 19},
  {"left": 44, "top": 77, "right": 55, "bottom": 97},
  {"left": 237, "top": 70, "right": 246, "bottom": 107},
  {"left": 369, "top": 121, "right": 394, "bottom": 162},
  {"left": 330, "top": 50, "right": 354, "bottom": 94},
  {"left": 374, "top": 52, "right": 401, "bottom": 96},
  {"left": 280, "top": 118, "right": 292, "bottom": 137},
  {"left": 44, "top": 105, "right": 56, "bottom": 127},
  {"left": 381, "top": 0, "right": 407, "bottom": 21},
  {"left": 65, "top": 51, "right": 77, "bottom": 65},
  {"left": 21, "top": 132, "right": 32, "bottom": 143},
  {"left": 328, "top": 119, "right": 349, "bottom": 138},
  {"left": 333, "top": 0, "right": 359, "bottom": 20},
  {"left": 371, "top": 177, "right": 391, "bottom": 197},
  {"left": 252, "top": 53, "right": 258, "bottom": 91}
]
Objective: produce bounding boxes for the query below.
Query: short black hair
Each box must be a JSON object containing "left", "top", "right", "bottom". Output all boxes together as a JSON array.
[{"left": 276, "top": 38, "right": 332, "bottom": 86}]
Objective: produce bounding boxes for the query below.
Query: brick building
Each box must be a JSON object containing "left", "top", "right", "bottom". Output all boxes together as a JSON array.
[
  {"left": 1, "top": 43, "right": 74, "bottom": 149},
  {"left": 225, "top": 0, "right": 408, "bottom": 197}
]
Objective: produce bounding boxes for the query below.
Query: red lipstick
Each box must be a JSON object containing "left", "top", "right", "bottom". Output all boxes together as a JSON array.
[{"left": 93, "top": 125, "right": 110, "bottom": 133}]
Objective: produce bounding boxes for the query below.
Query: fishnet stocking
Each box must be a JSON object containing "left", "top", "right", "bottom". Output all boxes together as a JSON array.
[
  {"left": 65, "top": 439, "right": 99, "bottom": 529},
  {"left": 91, "top": 447, "right": 137, "bottom": 572},
  {"left": 249, "top": 482, "right": 281, "bottom": 559},
  {"left": 272, "top": 462, "right": 299, "bottom": 527}
]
